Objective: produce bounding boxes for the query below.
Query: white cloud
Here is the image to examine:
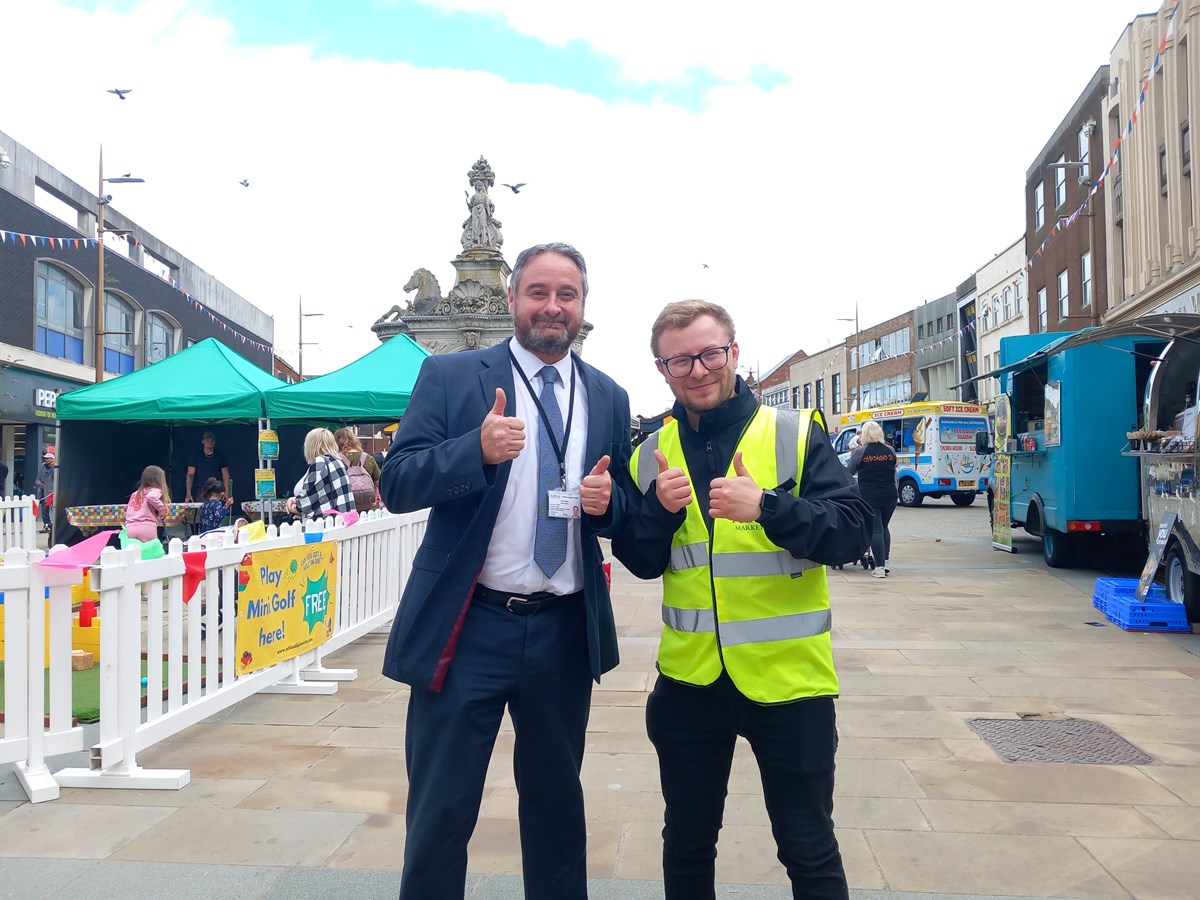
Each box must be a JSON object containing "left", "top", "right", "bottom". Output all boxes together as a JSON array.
[{"left": 2, "top": 0, "right": 1151, "bottom": 415}]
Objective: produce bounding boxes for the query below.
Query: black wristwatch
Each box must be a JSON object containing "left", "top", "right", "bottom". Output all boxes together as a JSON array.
[{"left": 759, "top": 488, "right": 780, "bottom": 520}]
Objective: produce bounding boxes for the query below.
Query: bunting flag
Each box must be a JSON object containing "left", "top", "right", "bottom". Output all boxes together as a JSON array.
[
  {"left": 1025, "top": 2, "right": 1180, "bottom": 272},
  {"left": 0, "top": 227, "right": 273, "bottom": 354}
]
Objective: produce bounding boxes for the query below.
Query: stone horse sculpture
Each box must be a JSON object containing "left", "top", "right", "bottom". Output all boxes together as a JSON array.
[{"left": 403, "top": 268, "right": 443, "bottom": 314}]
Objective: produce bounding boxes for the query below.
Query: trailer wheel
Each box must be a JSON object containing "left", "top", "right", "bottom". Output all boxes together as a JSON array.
[
  {"left": 898, "top": 478, "right": 923, "bottom": 507},
  {"left": 1164, "top": 543, "right": 1200, "bottom": 621},
  {"left": 1042, "top": 529, "right": 1077, "bottom": 568},
  {"left": 951, "top": 492, "right": 975, "bottom": 507}
]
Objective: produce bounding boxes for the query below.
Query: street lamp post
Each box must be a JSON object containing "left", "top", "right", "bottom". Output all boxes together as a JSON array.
[
  {"left": 298, "top": 295, "right": 324, "bottom": 379},
  {"left": 94, "top": 145, "right": 143, "bottom": 383},
  {"left": 837, "top": 302, "right": 860, "bottom": 411}
]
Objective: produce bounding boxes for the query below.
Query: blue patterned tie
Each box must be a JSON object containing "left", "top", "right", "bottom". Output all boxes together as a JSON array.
[{"left": 534, "top": 365, "right": 567, "bottom": 576}]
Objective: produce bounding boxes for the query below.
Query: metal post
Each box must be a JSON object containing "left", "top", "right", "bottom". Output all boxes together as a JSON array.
[{"left": 95, "top": 146, "right": 105, "bottom": 384}]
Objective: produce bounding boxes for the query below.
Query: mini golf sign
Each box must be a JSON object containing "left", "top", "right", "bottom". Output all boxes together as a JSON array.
[{"left": 234, "top": 543, "right": 338, "bottom": 675}]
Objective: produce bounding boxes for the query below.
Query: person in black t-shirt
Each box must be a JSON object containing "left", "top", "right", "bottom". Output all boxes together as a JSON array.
[
  {"left": 185, "top": 431, "right": 232, "bottom": 508},
  {"left": 848, "top": 420, "right": 898, "bottom": 577}
]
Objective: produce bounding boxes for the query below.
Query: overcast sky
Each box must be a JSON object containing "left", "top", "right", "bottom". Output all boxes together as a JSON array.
[{"left": 2, "top": 0, "right": 1156, "bottom": 413}]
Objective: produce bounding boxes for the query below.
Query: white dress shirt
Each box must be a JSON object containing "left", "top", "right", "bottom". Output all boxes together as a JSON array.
[{"left": 478, "top": 339, "right": 588, "bottom": 595}]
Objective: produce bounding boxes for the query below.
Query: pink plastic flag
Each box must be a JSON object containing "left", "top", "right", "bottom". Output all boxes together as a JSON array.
[{"left": 36, "top": 529, "right": 119, "bottom": 568}]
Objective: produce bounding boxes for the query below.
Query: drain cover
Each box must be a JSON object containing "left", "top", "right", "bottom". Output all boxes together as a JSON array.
[{"left": 968, "top": 718, "right": 1152, "bottom": 765}]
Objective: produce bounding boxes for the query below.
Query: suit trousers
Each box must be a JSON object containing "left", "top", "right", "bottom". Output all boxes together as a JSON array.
[
  {"left": 399, "top": 594, "right": 593, "bottom": 900},
  {"left": 645, "top": 673, "right": 848, "bottom": 900}
]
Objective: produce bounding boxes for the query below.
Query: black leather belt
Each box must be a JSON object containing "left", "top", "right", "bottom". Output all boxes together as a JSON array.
[{"left": 473, "top": 584, "right": 582, "bottom": 616}]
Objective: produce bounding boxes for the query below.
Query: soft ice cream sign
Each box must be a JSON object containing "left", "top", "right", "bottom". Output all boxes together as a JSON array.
[{"left": 234, "top": 544, "right": 338, "bottom": 674}]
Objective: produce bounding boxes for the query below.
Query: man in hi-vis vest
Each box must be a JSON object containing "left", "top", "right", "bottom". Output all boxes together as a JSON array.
[{"left": 613, "top": 300, "right": 871, "bottom": 900}]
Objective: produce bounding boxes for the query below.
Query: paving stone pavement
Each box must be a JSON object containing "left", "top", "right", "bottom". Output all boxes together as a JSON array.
[{"left": 3, "top": 501, "right": 1200, "bottom": 899}]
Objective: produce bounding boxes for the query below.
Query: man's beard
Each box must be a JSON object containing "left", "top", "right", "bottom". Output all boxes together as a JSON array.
[{"left": 518, "top": 317, "right": 577, "bottom": 356}]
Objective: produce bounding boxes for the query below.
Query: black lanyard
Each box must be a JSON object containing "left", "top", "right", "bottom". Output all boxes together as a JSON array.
[{"left": 510, "top": 349, "right": 576, "bottom": 489}]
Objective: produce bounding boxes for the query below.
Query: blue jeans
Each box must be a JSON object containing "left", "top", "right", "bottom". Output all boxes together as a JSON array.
[{"left": 646, "top": 672, "right": 848, "bottom": 900}]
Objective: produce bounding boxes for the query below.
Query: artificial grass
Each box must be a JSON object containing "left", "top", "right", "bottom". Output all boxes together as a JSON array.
[{"left": 0, "top": 658, "right": 202, "bottom": 724}]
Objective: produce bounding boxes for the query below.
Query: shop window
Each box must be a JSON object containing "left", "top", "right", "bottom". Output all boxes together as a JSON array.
[{"left": 35, "top": 262, "right": 86, "bottom": 363}]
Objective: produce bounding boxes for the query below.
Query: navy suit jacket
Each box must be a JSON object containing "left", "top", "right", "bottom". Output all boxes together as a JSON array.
[{"left": 380, "top": 338, "right": 633, "bottom": 691}]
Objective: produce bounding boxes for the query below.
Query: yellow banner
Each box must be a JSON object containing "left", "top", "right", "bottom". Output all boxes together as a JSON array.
[
  {"left": 235, "top": 543, "right": 338, "bottom": 675},
  {"left": 991, "top": 454, "right": 1013, "bottom": 553}
]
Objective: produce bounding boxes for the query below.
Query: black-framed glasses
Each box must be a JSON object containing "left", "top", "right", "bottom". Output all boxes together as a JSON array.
[{"left": 657, "top": 343, "right": 733, "bottom": 378}]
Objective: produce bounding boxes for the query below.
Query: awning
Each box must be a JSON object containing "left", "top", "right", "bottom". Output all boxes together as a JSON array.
[{"left": 952, "top": 314, "right": 1200, "bottom": 390}]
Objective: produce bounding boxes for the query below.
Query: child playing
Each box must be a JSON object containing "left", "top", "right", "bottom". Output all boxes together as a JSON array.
[
  {"left": 124, "top": 465, "right": 170, "bottom": 543},
  {"left": 198, "top": 476, "right": 227, "bottom": 533}
]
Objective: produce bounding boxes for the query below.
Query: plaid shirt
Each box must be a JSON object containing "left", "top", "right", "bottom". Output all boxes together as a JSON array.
[{"left": 294, "top": 454, "right": 355, "bottom": 518}]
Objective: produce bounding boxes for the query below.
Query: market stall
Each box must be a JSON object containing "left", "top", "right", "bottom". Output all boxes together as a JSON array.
[
  {"left": 51, "top": 338, "right": 299, "bottom": 543},
  {"left": 1116, "top": 314, "right": 1200, "bottom": 618}
]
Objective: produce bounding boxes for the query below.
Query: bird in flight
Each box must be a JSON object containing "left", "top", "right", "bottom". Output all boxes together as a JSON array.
[
  {"left": 702, "top": 263, "right": 710, "bottom": 269},
  {"left": 239, "top": 179, "right": 250, "bottom": 187},
  {"left": 501, "top": 182, "right": 527, "bottom": 194},
  {"left": 107, "top": 88, "right": 132, "bottom": 100}
]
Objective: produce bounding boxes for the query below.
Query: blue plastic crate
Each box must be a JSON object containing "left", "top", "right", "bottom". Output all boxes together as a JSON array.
[
  {"left": 1105, "top": 595, "right": 1190, "bottom": 632},
  {"left": 1093, "top": 577, "right": 1165, "bottom": 615}
]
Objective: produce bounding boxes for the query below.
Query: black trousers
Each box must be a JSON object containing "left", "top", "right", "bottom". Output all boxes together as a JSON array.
[
  {"left": 646, "top": 673, "right": 848, "bottom": 900},
  {"left": 870, "top": 501, "right": 896, "bottom": 567},
  {"left": 399, "top": 595, "right": 593, "bottom": 900}
]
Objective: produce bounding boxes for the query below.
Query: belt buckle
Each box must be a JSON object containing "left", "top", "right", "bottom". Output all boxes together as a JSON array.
[{"left": 505, "top": 595, "right": 536, "bottom": 613}]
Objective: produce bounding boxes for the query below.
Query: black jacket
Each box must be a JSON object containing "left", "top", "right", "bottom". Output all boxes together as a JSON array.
[{"left": 613, "top": 379, "right": 873, "bottom": 578}]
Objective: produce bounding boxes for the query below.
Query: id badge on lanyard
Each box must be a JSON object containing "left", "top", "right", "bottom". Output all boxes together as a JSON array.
[{"left": 511, "top": 351, "right": 580, "bottom": 518}]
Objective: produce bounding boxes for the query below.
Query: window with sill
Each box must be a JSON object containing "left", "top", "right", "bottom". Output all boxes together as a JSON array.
[
  {"left": 35, "top": 262, "right": 86, "bottom": 363},
  {"left": 147, "top": 313, "right": 177, "bottom": 364},
  {"left": 103, "top": 291, "right": 137, "bottom": 374}
]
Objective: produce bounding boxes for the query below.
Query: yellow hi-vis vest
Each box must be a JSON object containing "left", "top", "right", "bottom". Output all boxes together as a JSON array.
[{"left": 630, "top": 406, "right": 838, "bottom": 704}]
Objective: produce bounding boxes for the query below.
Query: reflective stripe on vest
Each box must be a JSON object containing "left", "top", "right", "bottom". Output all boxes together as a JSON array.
[{"left": 662, "top": 605, "right": 831, "bottom": 646}]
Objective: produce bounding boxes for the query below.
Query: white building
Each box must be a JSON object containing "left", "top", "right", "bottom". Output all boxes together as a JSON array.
[{"left": 974, "top": 237, "right": 1029, "bottom": 407}]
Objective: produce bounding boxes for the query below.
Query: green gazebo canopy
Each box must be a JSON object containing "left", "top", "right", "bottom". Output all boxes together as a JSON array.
[
  {"left": 56, "top": 338, "right": 286, "bottom": 423},
  {"left": 263, "top": 333, "right": 431, "bottom": 424}
]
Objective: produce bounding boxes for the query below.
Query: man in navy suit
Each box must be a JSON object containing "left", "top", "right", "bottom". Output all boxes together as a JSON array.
[{"left": 380, "top": 242, "right": 633, "bottom": 900}]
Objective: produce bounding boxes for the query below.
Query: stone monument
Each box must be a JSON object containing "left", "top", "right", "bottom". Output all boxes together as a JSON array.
[{"left": 372, "top": 156, "right": 592, "bottom": 354}]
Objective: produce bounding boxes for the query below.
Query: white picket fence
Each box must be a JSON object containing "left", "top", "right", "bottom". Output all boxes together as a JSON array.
[
  {"left": 1, "top": 508, "right": 428, "bottom": 802},
  {"left": 0, "top": 494, "right": 37, "bottom": 553}
]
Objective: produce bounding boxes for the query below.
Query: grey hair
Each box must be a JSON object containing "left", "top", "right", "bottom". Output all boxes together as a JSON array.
[{"left": 509, "top": 242, "right": 589, "bottom": 300}]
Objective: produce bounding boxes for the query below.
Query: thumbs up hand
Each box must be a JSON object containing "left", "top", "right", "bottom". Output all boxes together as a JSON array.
[
  {"left": 653, "top": 449, "right": 693, "bottom": 514},
  {"left": 480, "top": 388, "right": 526, "bottom": 464},
  {"left": 709, "top": 451, "right": 763, "bottom": 522},
  {"left": 580, "top": 455, "right": 612, "bottom": 516}
]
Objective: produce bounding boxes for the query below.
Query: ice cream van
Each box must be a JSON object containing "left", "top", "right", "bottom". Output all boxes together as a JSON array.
[{"left": 830, "top": 401, "right": 992, "bottom": 507}]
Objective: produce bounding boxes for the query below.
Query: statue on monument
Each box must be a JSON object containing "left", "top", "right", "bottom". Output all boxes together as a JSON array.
[
  {"left": 403, "top": 268, "right": 443, "bottom": 314},
  {"left": 461, "top": 157, "right": 503, "bottom": 252}
]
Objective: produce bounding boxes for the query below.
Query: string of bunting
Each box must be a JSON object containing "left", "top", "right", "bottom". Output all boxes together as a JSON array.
[
  {"left": 0, "top": 227, "right": 273, "bottom": 354},
  {"left": 1026, "top": 1, "right": 1180, "bottom": 271}
]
